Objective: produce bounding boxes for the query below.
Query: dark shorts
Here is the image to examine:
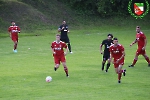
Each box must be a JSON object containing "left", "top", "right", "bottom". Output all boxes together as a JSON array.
[
  {"left": 103, "top": 53, "right": 110, "bottom": 61},
  {"left": 60, "top": 37, "right": 70, "bottom": 43}
]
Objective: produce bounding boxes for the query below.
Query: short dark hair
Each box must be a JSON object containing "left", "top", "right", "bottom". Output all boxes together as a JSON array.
[
  {"left": 11, "top": 21, "right": 15, "bottom": 23},
  {"left": 107, "top": 34, "right": 113, "bottom": 38},
  {"left": 136, "top": 26, "right": 140, "bottom": 28},
  {"left": 113, "top": 37, "right": 118, "bottom": 40}
]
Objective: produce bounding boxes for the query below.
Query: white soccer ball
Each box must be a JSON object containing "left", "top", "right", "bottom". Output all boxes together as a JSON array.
[{"left": 46, "top": 76, "right": 52, "bottom": 82}]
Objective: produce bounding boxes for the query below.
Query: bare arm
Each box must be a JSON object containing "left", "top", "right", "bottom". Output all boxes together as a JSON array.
[
  {"left": 8, "top": 28, "right": 11, "bottom": 38},
  {"left": 64, "top": 47, "right": 68, "bottom": 56},
  {"left": 58, "top": 28, "right": 61, "bottom": 32},
  {"left": 110, "top": 52, "right": 113, "bottom": 64},
  {"left": 142, "top": 38, "right": 147, "bottom": 50},
  {"left": 130, "top": 39, "right": 137, "bottom": 46},
  {"left": 116, "top": 51, "right": 125, "bottom": 63},
  {"left": 58, "top": 27, "right": 65, "bottom": 32},
  {"left": 119, "top": 51, "right": 125, "bottom": 61},
  {"left": 51, "top": 47, "right": 56, "bottom": 54},
  {"left": 8, "top": 31, "right": 11, "bottom": 38},
  {"left": 100, "top": 44, "right": 103, "bottom": 54}
]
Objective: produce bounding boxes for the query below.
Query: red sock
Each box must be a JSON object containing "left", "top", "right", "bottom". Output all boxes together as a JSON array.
[
  {"left": 14, "top": 44, "right": 17, "bottom": 50},
  {"left": 145, "top": 57, "right": 150, "bottom": 63},
  {"left": 118, "top": 72, "right": 122, "bottom": 80},
  {"left": 132, "top": 59, "right": 137, "bottom": 66},
  {"left": 121, "top": 70, "right": 123, "bottom": 73},
  {"left": 64, "top": 66, "right": 68, "bottom": 75}
]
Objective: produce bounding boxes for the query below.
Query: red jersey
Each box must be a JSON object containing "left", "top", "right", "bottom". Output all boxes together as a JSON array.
[
  {"left": 51, "top": 41, "right": 67, "bottom": 56},
  {"left": 136, "top": 32, "right": 146, "bottom": 48},
  {"left": 8, "top": 25, "right": 20, "bottom": 36},
  {"left": 109, "top": 44, "right": 124, "bottom": 59}
]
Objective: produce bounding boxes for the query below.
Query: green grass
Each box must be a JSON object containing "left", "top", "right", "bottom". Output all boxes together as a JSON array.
[{"left": 0, "top": 28, "right": 150, "bottom": 100}]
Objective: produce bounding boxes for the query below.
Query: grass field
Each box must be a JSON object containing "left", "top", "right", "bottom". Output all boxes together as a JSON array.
[{"left": 0, "top": 28, "right": 150, "bottom": 100}]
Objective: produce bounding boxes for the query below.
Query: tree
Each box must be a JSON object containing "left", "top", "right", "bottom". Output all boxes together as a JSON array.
[{"left": 59, "top": 0, "right": 129, "bottom": 17}]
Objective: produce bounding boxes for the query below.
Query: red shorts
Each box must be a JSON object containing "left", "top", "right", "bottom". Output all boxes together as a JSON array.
[
  {"left": 53, "top": 55, "right": 66, "bottom": 64},
  {"left": 114, "top": 58, "right": 124, "bottom": 68},
  {"left": 11, "top": 35, "right": 18, "bottom": 42},
  {"left": 136, "top": 48, "right": 145, "bottom": 55}
]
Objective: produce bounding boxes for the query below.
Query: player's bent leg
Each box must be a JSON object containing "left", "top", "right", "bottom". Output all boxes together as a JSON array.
[
  {"left": 68, "top": 43, "right": 72, "bottom": 53},
  {"left": 54, "top": 56, "right": 60, "bottom": 71},
  {"left": 129, "top": 54, "right": 138, "bottom": 67},
  {"left": 118, "top": 64, "right": 126, "bottom": 76},
  {"left": 106, "top": 59, "right": 111, "bottom": 72},
  {"left": 102, "top": 60, "right": 106, "bottom": 71},
  {"left": 114, "top": 68, "right": 118, "bottom": 74},
  {"left": 117, "top": 65, "right": 123, "bottom": 83},
  {"left": 62, "top": 62, "right": 69, "bottom": 77},
  {"left": 123, "top": 69, "right": 126, "bottom": 76},
  {"left": 54, "top": 64, "right": 60, "bottom": 71},
  {"left": 13, "top": 41, "right": 18, "bottom": 53},
  {"left": 142, "top": 54, "right": 150, "bottom": 66},
  {"left": 115, "top": 68, "right": 121, "bottom": 83},
  {"left": 118, "top": 65, "right": 123, "bottom": 71}
]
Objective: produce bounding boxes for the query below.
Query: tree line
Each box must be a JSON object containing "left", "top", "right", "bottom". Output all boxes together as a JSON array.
[{"left": 58, "top": 0, "right": 149, "bottom": 17}]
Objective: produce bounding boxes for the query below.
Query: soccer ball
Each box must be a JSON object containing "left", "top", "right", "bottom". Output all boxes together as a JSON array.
[{"left": 46, "top": 76, "right": 52, "bottom": 82}]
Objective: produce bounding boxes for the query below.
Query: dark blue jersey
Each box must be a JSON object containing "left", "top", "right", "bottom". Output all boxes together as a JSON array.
[
  {"left": 58, "top": 24, "right": 68, "bottom": 38},
  {"left": 101, "top": 39, "right": 113, "bottom": 54}
]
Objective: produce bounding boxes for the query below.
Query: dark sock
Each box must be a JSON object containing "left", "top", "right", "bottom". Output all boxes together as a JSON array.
[
  {"left": 54, "top": 67, "right": 57, "bottom": 71},
  {"left": 14, "top": 44, "right": 17, "bottom": 50},
  {"left": 106, "top": 63, "right": 110, "bottom": 71},
  {"left": 68, "top": 43, "right": 71, "bottom": 52},
  {"left": 102, "top": 63, "right": 105, "bottom": 70}
]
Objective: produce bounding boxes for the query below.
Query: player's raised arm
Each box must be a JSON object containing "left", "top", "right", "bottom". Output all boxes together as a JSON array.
[
  {"left": 58, "top": 26, "right": 65, "bottom": 32},
  {"left": 58, "top": 27, "right": 61, "bottom": 32}
]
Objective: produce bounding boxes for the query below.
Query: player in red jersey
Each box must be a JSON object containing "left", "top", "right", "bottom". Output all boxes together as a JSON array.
[
  {"left": 109, "top": 38, "right": 126, "bottom": 83},
  {"left": 8, "top": 21, "right": 21, "bottom": 53},
  {"left": 51, "top": 34, "right": 69, "bottom": 77},
  {"left": 129, "top": 26, "right": 150, "bottom": 67}
]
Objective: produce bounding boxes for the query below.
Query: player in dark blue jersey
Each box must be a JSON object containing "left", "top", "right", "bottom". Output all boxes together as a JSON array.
[
  {"left": 58, "top": 21, "right": 72, "bottom": 53},
  {"left": 100, "top": 34, "right": 113, "bottom": 72}
]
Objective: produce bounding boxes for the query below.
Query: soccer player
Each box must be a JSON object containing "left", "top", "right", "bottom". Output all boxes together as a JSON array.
[
  {"left": 51, "top": 34, "right": 69, "bottom": 77},
  {"left": 8, "top": 21, "right": 21, "bottom": 53},
  {"left": 58, "top": 21, "right": 73, "bottom": 53},
  {"left": 129, "top": 26, "right": 150, "bottom": 67},
  {"left": 109, "top": 38, "right": 126, "bottom": 83},
  {"left": 100, "top": 34, "right": 113, "bottom": 72}
]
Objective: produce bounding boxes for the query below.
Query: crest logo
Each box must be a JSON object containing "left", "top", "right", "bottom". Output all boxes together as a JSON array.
[
  {"left": 128, "top": 0, "right": 149, "bottom": 19},
  {"left": 134, "top": 3, "right": 144, "bottom": 15}
]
